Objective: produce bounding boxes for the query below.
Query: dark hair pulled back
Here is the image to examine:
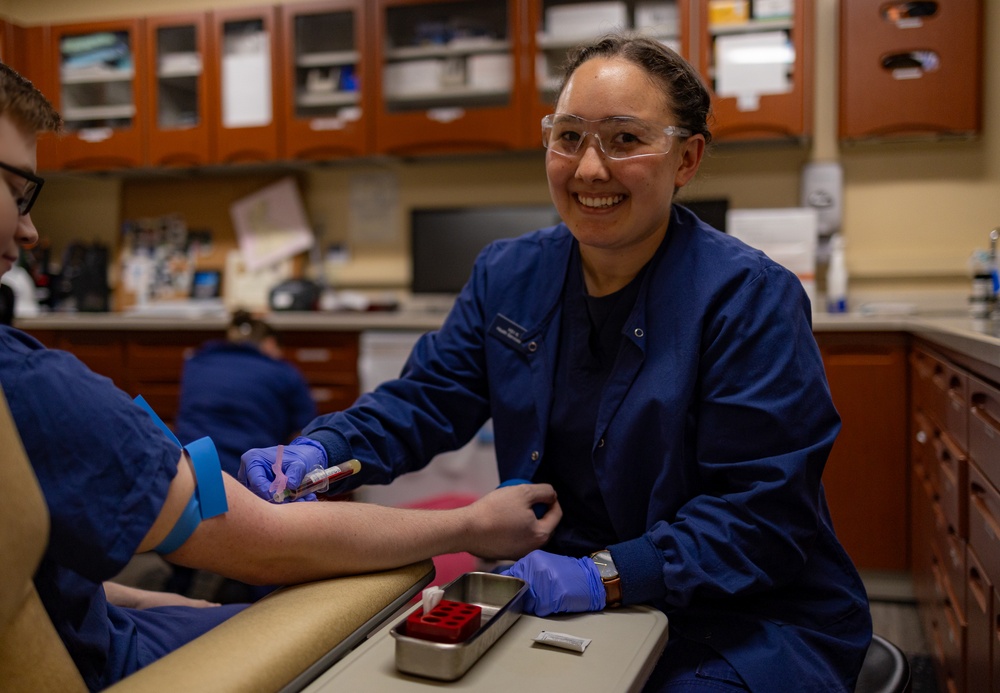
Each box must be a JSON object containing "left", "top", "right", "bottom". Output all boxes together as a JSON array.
[{"left": 558, "top": 33, "right": 713, "bottom": 146}]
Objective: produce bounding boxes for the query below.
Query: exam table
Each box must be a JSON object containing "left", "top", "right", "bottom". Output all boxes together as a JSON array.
[{"left": 0, "top": 388, "right": 434, "bottom": 692}]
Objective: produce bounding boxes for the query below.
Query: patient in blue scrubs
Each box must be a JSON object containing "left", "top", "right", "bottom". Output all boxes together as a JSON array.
[{"left": 0, "top": 63, "right": 560, "bottom": 692}]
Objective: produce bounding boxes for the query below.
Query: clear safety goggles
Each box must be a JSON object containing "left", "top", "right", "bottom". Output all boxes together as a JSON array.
[{"left": 541, "top": 114, "right": 691, "bottom": 161}]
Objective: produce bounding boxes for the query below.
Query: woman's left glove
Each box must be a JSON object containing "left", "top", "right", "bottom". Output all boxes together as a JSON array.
[
  {"left": 502, "top": 550, "right": 606, "bottom": 616},
  {"left": 239, "top": 436, "right": 328, "bottom": 502}
]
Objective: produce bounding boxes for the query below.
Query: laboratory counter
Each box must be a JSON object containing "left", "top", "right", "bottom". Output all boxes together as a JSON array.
[{"left": 14, "top": 308, "right": 1000, "bottom": 365}]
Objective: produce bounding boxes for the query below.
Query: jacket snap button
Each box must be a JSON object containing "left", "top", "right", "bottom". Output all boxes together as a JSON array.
[
  {"left": 634, "top": 328, "right": 644, "bottom": 338},
  {"left": 528, "top": 341, "right": 538, "bottom": 352},
  {"left": 597, "top": 438, "right": 605, "bottom": 448},
  {"left": 530, "top": 451, "right": 539, "bottom": 461}
]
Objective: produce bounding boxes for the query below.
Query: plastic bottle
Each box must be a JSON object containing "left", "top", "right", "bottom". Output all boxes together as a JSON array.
[{"left": 826, "top": 234, "right": 848, "bottom": 313}]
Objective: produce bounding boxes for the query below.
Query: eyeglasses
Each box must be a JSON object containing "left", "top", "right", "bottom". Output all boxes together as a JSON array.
[
  {"left": 0, "top": 161, "right": 44, "bottom": 215},
  {"left": 542, "top": 114, "right": 691, "bottom": 161}
]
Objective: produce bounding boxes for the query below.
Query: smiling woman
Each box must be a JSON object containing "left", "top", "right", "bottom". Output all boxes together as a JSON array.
[{"left": 238, "top": 32, "right": 872, "bottom": 693}]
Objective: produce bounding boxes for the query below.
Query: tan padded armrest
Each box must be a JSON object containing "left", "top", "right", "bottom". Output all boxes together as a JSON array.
[{"left": 105, "top": 559, "right": 434, "bottom": 693}]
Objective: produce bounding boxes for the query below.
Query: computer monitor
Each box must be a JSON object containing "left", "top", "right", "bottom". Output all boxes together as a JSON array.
[
  {"left": 676, "top": 197, "right": 730, "bottom": 233},
  {"left": 410, "top": 205, "right": 561, "bottom": 296}
]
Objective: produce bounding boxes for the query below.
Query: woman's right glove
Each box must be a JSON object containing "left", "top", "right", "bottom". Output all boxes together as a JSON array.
[
  {"left": 502, "top": 550, "right": 606, "bottom": 616},
  {"left": 239, "top": 437, "right": 328, "bottom": 502}
]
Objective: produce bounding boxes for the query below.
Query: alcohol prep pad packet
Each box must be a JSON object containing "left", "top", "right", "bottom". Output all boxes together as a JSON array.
[{"left": 533, "top": 631, "right": 591, "bottom": 653}]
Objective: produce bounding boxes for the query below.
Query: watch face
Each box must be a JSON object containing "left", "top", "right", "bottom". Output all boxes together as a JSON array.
[{"left": 591, "top": 550, "right": 618, "bottom": 580}]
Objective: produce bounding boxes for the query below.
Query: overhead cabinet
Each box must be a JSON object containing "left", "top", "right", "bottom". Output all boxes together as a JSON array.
[
  {"left": 145, "top": 13, "right": 214, "bottom": 167},
  {"left": 524, "top": 0, "right": 690, "bottom": 148},
  {"left": 280, "top": 1, "right": 371, "bottom": 160},
  {"left": 839, "top": 0, "right": 983, "bottom": 141},
  {"left": 372, "top": 0, "right": 527, "bottom": 155},
  {"left": 48, "top": 19, "right": 146, "bottom": 170},
  {"left": 697, "top": 0, "right": 813, "bottom": 142},
  {"left": 15, "top": 0, "right": 979, "bottom": 172},
  {"left": 211, "top": 6, "right": 282, "bottom": 164}
]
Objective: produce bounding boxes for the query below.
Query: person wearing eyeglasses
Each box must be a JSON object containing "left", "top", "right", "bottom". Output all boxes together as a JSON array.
[
  {"left": 0, "top": 62, "right": 559, "bottom": 691},
  {"left": 241, "top": 33, "right": 871, "bottom": 692}
]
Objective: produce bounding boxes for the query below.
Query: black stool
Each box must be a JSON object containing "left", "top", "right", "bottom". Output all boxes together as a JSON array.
[{"left": 855, "top": 634, "right": 911, "bottom": 693}]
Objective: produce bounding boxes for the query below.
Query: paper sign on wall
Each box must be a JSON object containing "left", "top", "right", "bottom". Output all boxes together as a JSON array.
[{"left": 230, "top": 177, "right": 314, "bottom": 271}]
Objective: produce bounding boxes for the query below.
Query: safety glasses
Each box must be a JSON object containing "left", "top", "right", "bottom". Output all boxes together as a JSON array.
[{"left": 542, "top": 114, "right": 691, "bottom": 161}]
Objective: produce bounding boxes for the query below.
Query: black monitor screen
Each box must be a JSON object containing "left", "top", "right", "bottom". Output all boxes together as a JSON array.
[{"left": 410, "top": 205, "right": 561, "bottom": 295}]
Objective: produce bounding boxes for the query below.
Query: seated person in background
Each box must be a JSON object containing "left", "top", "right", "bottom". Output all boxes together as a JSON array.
[
  {"left": 0, "top": 62, "right": 561, "bottom": 691},
  {"left": 176, "top": 309, "right": 317, "bottom": 478}
]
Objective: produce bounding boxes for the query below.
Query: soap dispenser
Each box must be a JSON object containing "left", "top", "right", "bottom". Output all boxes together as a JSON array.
[{"left": 826, "top": 234, "right": 848, "bottom": 313}]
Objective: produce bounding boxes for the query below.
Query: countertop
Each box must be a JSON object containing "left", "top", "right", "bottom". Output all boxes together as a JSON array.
[{"left": 15, "top": 308, "right": 1000, "bottom": 370}]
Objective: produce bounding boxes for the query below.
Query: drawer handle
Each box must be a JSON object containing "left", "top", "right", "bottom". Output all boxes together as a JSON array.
[
  {"left": 968, "top": 566, "right": 988, "bottom": 612},
  {"left": 915, "top": 430, "right": 928, "bottom": 444},
  {"left": 295, "top": 348, "right": 333, "bottom": 362},
  {"left": 970, "top": 394, "right": 1000, "bottom": 436},
  {"left": 970, "top": 483, "right": 1000, "bottom": 541}
]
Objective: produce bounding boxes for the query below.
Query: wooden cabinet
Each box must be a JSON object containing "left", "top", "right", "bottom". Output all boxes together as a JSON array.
[
  {"left": 817, "top": 332, "right": 909, "bottom": 571},
  {"left": 909, "top": 339, "right": 1000, "bottom": 693},
  {"left": 524, "top": 0, "right": 690, "bottom": 150},
  {"left": 282, "top": 331, "right": 361, "bottom": 414},
  {"left": 696, "top": 0, "right": 813, "bottom": 142},
  {"left": 210, "top": 6, "right": 281, "bottom": 164},
  {"left": 48, "top": 19, "right": 147, "bottom": 170},
  {"left": 144, "top": 13, "right": 214, "bottom": 168},
  {"left": 280, "top": 1, "right": 371, "bottom": 161},
  {"left": 17, "top": 327, "right": 361, "bottom": 428},
  {"left": 372, "top": 0, "right": 528, "bottom": 155},
  {"left": 126, "top": 331, "right": 209, "bottom": 426},
  {"left": 839, "top": 0, "right": 983, "bottom": 141}
]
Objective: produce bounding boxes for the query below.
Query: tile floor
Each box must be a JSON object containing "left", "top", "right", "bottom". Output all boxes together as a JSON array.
[{"left": 862, "top": 570, "right": 938, "bottom": 692}]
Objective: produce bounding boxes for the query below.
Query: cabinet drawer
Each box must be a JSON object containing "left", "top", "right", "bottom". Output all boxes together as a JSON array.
[
  {"left": 928, "top": 357, "right": 969, "bottom": 451},
  {"left": 126, "top": 332, "right": 211, "bottom": 382},
  {"left": 308, "top": 385, "right": 359, "bottom": 413},
  {"left": 54, "top": 331, "right": 128, "bottom": 387},
  {"left": 283, "top": 332, "right": 360, "bottom": 382},
  {"left": 969, "top": 463, "right": 1000, "bottom": 586},
  {"left": 913, "top": 410, "right": 935, "bottom": 486},
  {"left": 930, "top": 559, "right": 968, "bottom": 693},
  {"left": 966, "top": 545, "right": 993, "bottom": 693},
  {"left": 936, "top": 430, "right": 969, "bottom": 539},
  {"left": 911, "top": 348, "right": 936, "bottom": 414},
  {"left": 912, "top": 463, "right": 938, "bottom": 605},
  {"left": 994, "top": 591, "right": 1000, "bottom": 693},
  {"left": 969, "top": 375, "right": 1000, "bottom": 493}
]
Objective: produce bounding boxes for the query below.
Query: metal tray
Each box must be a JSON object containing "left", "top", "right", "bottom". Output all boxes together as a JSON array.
[{"left": 390, "top": 572, "right": 528, "bottom": 681}]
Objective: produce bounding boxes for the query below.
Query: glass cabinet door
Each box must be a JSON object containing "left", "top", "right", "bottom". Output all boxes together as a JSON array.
[
  {"left": 146, "top": 13, "right": 212, "bottom": 167},
  {"left": 527, "top": 0, "right": 689, "bottom": 149},
  {"left": 51, "top": 19, "right": 145, "bottom": 170},
  {"left": 697, "top": 0, "right": 812, "bottom": 142},
  {"left": 211, "top": 7, "right": 280, "bottom": 164},
  {"left": 281, "top": 1, "right": 369, "bottom": 160},
  {"left": 373, "top": 0, "right": 527, "bottom": 155}
]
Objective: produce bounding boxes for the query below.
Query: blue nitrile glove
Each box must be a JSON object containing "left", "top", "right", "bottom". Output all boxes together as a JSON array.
[
  {"left": 502, "top": 550, "right": 606, "bottom": 616},
  {"left": 239, "top": 437, "right": 328, "bottom": 503}
]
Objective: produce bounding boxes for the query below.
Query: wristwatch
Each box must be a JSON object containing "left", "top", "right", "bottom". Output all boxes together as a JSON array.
[{"left": 589, "top": 549, "right": 623, "bottom": 608}]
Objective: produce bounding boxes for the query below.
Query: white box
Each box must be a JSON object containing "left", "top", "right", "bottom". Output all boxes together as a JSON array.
[
  {"left": 383, "top": 59, "right": 443, "bottom": 97},
  {"left": 728, "top": 207, "right": 819, "bottom": 304},
  {"left": 545, "top": 2, "right": 628, "bottom": 41},
  {"left": 635, "top": 2, "right": 680, "bottom": 36},
  {"left": 753, "top": 0, "right": 794, "bottom": 20},
  {"left": 467, "top": 54, "right": 512, "bottom": 91}
]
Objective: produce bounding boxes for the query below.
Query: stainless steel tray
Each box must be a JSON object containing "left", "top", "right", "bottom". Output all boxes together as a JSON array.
[{"left": 390, "top": 572, "right": 527, "bottom": 681}]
